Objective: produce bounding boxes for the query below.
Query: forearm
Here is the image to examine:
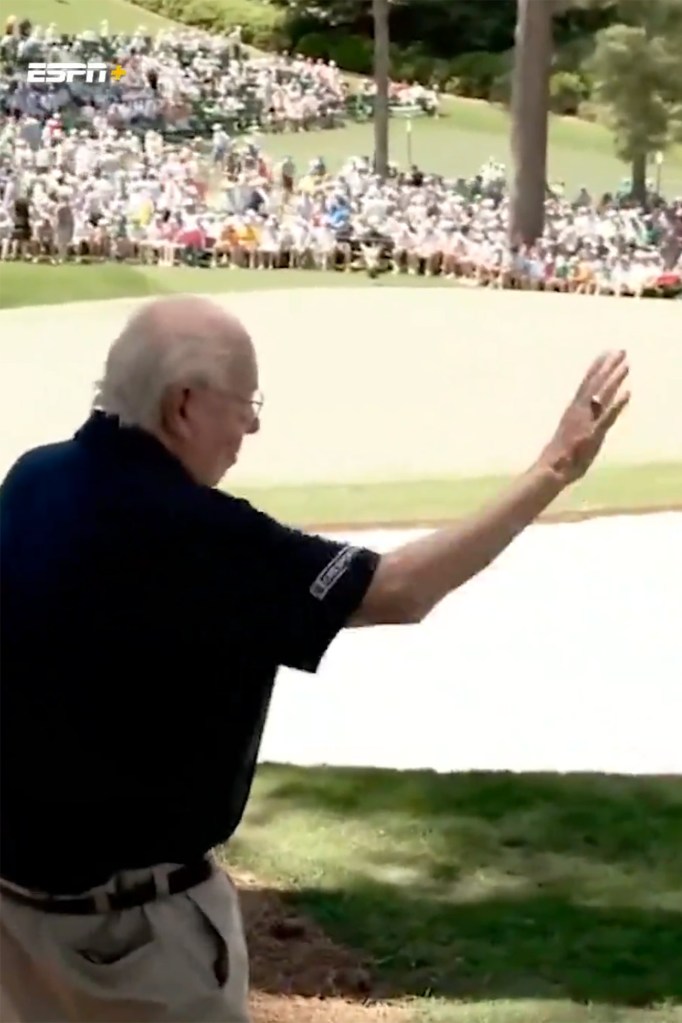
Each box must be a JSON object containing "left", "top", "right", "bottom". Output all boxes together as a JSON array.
[{"left": 358, "top": 462, "right": 565, "bottom": 625}]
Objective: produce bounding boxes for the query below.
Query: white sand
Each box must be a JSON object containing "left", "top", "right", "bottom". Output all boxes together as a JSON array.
[
  {"left": 1, "top": 287, "right": 680, "bottom": 483},
  {"left": 262, "top": 513, "right": 682, "bottom": 774}
]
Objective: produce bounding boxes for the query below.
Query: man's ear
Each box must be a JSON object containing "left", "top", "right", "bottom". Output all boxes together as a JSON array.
[{"left": 159, "top": 385, "right": 191, "bottom": 438}]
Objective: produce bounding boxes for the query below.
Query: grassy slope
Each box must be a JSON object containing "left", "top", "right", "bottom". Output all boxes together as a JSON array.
[
  {"left": 264, "top": 100, "right": 682, "bottom": 198},
  {"left": 11, "top": 0, "right": 174, "bottom": 32}
]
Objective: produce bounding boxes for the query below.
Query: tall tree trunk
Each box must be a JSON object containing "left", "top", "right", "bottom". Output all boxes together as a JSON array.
[
  {"left": 373, "top": 0, "right": 390, "bottom": 178},
  {"left": 509, "top": 0, "right": 554, "bottom": 245},
  {"left": 630, "top": 153, "right": 647, "bottom": 204}
]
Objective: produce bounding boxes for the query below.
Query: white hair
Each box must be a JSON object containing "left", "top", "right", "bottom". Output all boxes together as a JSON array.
[{"left": 93, "top": 308, "right": 237, "bottom": 431}]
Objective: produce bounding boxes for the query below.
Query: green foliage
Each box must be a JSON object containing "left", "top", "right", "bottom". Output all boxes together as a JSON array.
[
  {"left": 272, "top": 0, "right": 372, "bottom": 29},
  {"left": 589, "top": 20, "right": 682, "bottom": 164},
  {"left": 132, "top": 0, "right": 286, "bottom": 46},
  {"left": 577, "top": 99, "right": 601, "bottom": 123},
  {"left": 389, "top": 43, "right": 435, "bottom": 85},
  {"left": 328, "top": 33, "right": 374, "bottom": 74},
  {"left": 294, "top": 30, "right": 330, "bottom": 59},
  {"left": 179, "top": 0, "right": 227, "bottom": 31},
  {"left": 273, "top": 0, "right": 615, "bottom": 61},
  {"left": 489, "top": 69, "right": 514, "bottom": 106},
  {"left": 132, "top": 0, "right": 164, "bottom": 12},
  {"left": 549, "top": 71, "right": 590, "bottom": 115},
  {"left": 551, "top": 32, "right": 597, "bottom": 75},
  {"left": 446, "top": 51, "right": 509, "bottom": 100}
]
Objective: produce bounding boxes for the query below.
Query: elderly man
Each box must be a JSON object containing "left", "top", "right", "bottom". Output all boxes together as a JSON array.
[{"left": 0, "top": 295, "right": 629, "bottom": 1023}]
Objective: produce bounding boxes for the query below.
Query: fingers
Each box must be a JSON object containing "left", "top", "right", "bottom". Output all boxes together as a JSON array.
[
  {"left": 592, "top": 350, "right": 628, "bottom": 400},
  {"left": 598, "top": 360, "right": 630, "bottom": 409},
  {"left": 576, "top": 350, "right": 627, "bottom": 401},
  {"left": 598, "top": 390, "right": 631, "bottom": 432},
  {"left": 575, "top": 351, "right": 612, "bottom": 400}
]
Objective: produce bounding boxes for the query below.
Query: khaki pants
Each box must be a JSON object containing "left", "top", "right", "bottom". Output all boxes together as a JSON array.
[{"left": 0, "top": 861, "right": 251, "bottom": 1022}]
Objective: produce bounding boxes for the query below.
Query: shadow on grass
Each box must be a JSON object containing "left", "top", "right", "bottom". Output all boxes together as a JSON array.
[{"left": 227, "top": 767, "right": 682, "bottom": 1010}]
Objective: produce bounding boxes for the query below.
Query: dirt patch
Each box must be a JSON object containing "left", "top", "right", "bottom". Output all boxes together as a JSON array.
[
  {"left": 232, "top": 868, "right": 409, "bottom": 1023},
  {"left": 251, "top": 995, "right": 409, "bottom": 1023}
]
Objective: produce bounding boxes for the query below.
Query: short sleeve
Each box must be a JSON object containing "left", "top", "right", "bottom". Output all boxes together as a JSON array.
[{"left": 222, "top": 497, "right": 380, "bottom": 674}]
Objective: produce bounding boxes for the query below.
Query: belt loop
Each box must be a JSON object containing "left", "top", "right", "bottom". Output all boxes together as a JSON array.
[
  {"left": 152, "top": 868, "right": 169, "bottom": 897},
  {"left": 93, "top": 889, "right": 111, "bottom": 914}
]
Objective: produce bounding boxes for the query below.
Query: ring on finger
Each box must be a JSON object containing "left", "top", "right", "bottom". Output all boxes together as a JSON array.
[{"left": 589, "top": 395, "right": 603, "bottom": 420}]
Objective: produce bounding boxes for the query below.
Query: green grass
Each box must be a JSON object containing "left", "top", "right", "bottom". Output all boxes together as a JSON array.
[
  {"left": 10, "top": 0, "right": 174, "bottom": 32},
  {"left": 0, "top": 263, "right": 450, "bottom": 310},
  {"left": 224, "top": 765, "right": 682, "bottom": 1022},
  {"left": 229, "top": 463, "right": 682, "bottom": 526},
  {"left": 265, "top": 99, "right": 682, "bottom": 199}
]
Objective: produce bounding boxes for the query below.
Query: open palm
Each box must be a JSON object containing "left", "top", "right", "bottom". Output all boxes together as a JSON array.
[{"left": 539, "top": 350, "right": 631, "bottom": 486}]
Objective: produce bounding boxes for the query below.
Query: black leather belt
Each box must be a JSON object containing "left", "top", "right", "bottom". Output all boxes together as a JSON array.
[{"left": 0, "top": 858, "right": 213, "bottom": 915}]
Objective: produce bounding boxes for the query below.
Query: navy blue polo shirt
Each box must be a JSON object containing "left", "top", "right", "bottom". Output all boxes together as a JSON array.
[{"left": 0, "top": 412, "right": 379, "bottom": 893}]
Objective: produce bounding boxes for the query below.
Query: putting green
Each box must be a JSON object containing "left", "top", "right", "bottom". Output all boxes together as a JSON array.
[{"left": 1, "top": 286, "right": 680, "bottom": 522}]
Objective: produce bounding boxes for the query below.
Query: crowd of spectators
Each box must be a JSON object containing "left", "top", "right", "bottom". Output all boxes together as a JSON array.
[
  {"left": 0, "top": 17, "right": 438, "bottom": 136},
  {"left": 1, "top": 15, "right": 680, "bottom": 298}
]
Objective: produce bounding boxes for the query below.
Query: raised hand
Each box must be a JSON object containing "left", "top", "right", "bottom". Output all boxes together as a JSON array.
[{"left": 537, "top": 350, "right": 631, "bottom": 486}]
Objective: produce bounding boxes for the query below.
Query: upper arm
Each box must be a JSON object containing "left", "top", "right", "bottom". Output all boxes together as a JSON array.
[
  {"left": 346, "top": 550, "right": 413, "bottom": 627},
  {"left": 212, "top": 496, "right": 380, "bottom": 673}
]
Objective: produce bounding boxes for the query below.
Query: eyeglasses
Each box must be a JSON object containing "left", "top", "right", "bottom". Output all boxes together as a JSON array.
[{"left": 222, "top": 389, "right": 264, "bottom": 420}]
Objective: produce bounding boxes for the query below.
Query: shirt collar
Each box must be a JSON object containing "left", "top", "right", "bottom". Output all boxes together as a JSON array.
[{"left": 74, "top": 410, "right": 191, "bottom": 481}]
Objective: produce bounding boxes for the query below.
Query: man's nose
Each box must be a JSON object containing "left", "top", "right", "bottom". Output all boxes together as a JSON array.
[{"left": 247, "top": 413, "right": 260, "bottom": 435}]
